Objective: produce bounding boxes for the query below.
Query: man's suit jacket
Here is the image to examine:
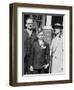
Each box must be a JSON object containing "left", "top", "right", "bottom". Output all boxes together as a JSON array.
[
  {"left": 30, "top": 40, "right": 50, "bottom": 69},
  {"left": 24, "top": 29, "right": 37, "bottom": 63}
]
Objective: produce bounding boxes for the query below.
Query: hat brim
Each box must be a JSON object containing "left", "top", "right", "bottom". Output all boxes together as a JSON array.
[{"left": 52, "top": 25, "right": 63, "bottom": 29}]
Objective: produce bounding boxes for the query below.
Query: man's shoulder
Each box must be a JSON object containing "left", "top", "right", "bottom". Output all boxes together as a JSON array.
[
  {"left": 24, "top": 29, "right": 29, "bottom": 41},
  {"left": 24, "top": 29, "right": 27, "bottom": 34},
  {"left": 24, "top": 29, "right": 29, "bottom": 37}
]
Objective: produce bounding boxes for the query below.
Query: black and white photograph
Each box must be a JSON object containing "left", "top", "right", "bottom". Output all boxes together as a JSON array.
[
  {"left": 22, "top": 13, "right": 64, "bottom": 75},
  {"left": 10, "top": 3, "right": 72, "bottom": 86}
]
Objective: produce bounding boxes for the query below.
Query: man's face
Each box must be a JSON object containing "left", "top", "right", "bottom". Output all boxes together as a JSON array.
[{"left": 26, "top": 19, "right": 33, "bottom": 30}]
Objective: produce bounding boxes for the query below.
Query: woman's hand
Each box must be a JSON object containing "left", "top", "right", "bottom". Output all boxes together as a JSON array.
[{"left": 43, "top": 64, "right": 49, "bottom": 69}]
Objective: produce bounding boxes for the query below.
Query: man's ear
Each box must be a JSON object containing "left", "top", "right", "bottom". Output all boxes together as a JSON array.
[{"left": 25, "top": 24, "right": 27, "bottom": 28}]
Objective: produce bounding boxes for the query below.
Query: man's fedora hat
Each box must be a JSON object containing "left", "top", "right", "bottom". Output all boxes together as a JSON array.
[{"left": 53, "top": 23, "right": 63, "bottom": 29}]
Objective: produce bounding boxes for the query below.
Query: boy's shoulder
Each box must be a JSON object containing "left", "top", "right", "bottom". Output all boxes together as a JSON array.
[{"left": 44, "top": 41, "right": 49, "bottom": 46}]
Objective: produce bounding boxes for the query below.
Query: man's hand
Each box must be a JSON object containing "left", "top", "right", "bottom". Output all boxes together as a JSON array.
[
  {"left": 43, "top": 64, "right": 49, "bottom": 69},
  {"left": 30, "top": 66, "right": 34, "bottom": 71}
]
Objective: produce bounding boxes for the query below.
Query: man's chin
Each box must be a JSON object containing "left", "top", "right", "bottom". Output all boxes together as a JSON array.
[{"left": 29, "top": 28, "right": 32, "bottom": 31}]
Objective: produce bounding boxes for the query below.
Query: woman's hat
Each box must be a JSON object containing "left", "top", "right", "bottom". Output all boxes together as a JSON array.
[{"left": 42, "top": 25, "right": 53, "bottom": 30}]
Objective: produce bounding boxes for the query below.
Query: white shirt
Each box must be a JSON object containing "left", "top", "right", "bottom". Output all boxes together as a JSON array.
[
  {"left": 26, "top": 29, "right": 32, "bottom": 37},
  {"left": 38, "top": 40, "right": 46, "bottom": 49}
]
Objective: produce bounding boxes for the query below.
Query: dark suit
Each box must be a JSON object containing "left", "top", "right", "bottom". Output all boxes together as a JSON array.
[
  {"left": 24, "top": 29, "right": 37, "bottom": 74},
  {"left": 30, "top": 40, "right": 50, "bottom": 74}
]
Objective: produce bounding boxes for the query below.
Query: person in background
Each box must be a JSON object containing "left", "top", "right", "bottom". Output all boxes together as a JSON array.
[
  {"left": 50, "top": 23, "right": 64, "bottom": 73},
  {"left": 24, "top": 18, "right": 37, "bottom": 74},
  {"left": 30, "top": 29, "right": 50, "bottom": 74}
]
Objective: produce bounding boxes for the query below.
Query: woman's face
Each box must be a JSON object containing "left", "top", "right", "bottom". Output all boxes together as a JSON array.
[{"left": 54, "top": 28, "right": 60, "bottom": 34}]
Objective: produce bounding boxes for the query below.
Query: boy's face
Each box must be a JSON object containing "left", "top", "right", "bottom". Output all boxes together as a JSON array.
[{"left": 37, "top": 32, "right": 44, "bottom": 40}]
